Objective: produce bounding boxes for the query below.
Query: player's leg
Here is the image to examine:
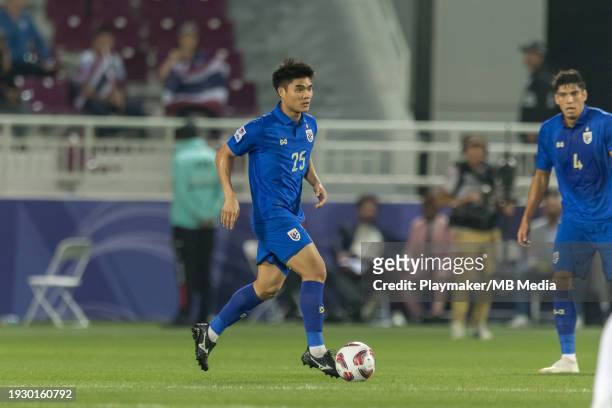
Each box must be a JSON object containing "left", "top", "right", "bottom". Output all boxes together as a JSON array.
[
  {"left": 193, "top": 262, "right": 285, "bottom": 371},
  {"left": 286, "top": 242, "right": 339, "bottom": 378},
  {"left": 540, "top": 223, "right": 592, "bottom": 373}
]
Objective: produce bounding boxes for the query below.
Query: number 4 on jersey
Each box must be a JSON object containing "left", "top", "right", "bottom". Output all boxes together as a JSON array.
[{"left": 573, "top": 153, "right": 583, "bottom": 170}]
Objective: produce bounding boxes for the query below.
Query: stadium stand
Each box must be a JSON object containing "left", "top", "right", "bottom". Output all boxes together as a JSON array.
[{"left": 21, "top": 0, "right": 256, "bottom": 116}]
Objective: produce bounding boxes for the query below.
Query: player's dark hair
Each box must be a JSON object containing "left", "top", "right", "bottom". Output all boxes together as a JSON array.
[
  {"left": 272, "top": 59, "right": 314, "bottom": 91},
  {"left": 551, "top": 69, "right": 586, "bottom": 92}
]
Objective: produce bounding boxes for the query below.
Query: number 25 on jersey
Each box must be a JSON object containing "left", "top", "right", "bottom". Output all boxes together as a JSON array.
[{"left": 292, "top": 151, "right": 306, "bottom": 172}]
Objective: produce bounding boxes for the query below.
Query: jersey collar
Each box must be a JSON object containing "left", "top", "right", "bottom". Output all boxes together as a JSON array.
[
  {"left": 575, "top": 105, "right": 590, "bottom": 126},
  {"left": 273, "top": 102, "right": 304, "bottom": 126}
]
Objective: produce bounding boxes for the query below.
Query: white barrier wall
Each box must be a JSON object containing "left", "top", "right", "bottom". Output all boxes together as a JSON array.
[{"left": 432, "top": 0, "right": 547, "bottom": 121}]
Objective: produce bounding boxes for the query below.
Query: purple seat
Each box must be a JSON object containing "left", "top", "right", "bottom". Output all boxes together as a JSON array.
[
  {"left": 91, "top": 0, "right": 134, "bottom": 22},
  {"left": 226, "top": 50, "right": 243, "bottom": 81},
  {"left": 18, "top": 77, "right": 73, "bottom": 114},
  {"left": 180, "top": 0, "right": 226, "bottom": 20},
  {"left": 227, "top": 81, "right": 257, "bottom": 116},
  {"left": 147, "top": 15, "right": 181, "bottom": 54},
  {"left": 122, "top": 49, "right": 148, "bottom": 81},
  {"left": 46, "top": 0, "right": 88, "bottom": 23},
  {"left": 141, "top": 0, "right": 179, "bottom": 22},
  {"left": 54, "top": 15, "right": 91, "bottom": 51},
  {"left": 198, "top": 17, "right": 234, "bottom": 54}
]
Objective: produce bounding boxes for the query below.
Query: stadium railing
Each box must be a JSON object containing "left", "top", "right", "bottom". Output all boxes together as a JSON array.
[{"left": 0, "top": 114, "right": 544, "bottom": 202}]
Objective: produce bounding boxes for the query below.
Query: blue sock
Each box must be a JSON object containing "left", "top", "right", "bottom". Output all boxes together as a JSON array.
[
  {"left": 300, "top": 281, "right": 325, "bottom": 347},
  {"left": 553, "top": 290, "right": 576, "bottom": 354},
  {"left": 210, "top": 283, "right": 262, "bottom": 336}
]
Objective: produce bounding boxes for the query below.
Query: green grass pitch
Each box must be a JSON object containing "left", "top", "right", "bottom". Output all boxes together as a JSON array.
[{"left": 0, "top": 323, "right": 601, "bottom": 407}]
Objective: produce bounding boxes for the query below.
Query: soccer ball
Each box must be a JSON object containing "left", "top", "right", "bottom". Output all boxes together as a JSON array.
[{"left": 335, "top": 341, "right": 375, "bottom": 381}]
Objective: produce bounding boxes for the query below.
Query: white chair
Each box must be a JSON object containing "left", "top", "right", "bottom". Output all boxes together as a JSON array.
[{"left": 23, "top": 238, "right": 92, "bottom": 328}]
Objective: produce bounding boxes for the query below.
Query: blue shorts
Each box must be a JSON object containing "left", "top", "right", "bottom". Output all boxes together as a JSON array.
[
  {"left": 553, "top": 219, "right": 612, "bottom": 279},
  {"left": 253, "top": 218, "right": 312, "bottom": 276}
]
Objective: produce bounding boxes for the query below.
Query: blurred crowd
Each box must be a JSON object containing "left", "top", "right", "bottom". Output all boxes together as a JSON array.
[{"left": 0, "top": 0, "right": 256, "bottom": 120}]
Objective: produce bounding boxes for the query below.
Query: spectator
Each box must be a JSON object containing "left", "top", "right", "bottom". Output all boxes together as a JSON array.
[
  {"left": 440, "top": 135, "right": 508, "bottom": 340},
  {"left": 402, "top": 191, "right": 451, "bottom": 322},
  {"left": 0, "top": 31, "right": 20, "bottom": 112},
  {"left": 0, "top": 0, "right": 54, "bottom": 77},
  {"left": 159, "top": 22, "right": 229, "bottom": 117},
  {"left": 74, "top": 25, "right": 143, "bottom": 116},
  {"left": 170, "top": 121, "right": 223, "bottom": 325},
  {"left": 508, "top": 190, "right": 560, "bottom": 328},
  {"left": 329, "top": 195, "right": 390, "bottom": 323},
  {"left": 518, "top": 41, "right": 556, "bottom": 143}
]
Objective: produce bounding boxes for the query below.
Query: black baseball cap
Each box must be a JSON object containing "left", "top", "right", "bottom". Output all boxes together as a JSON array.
[{"left": 520, "top": 41, "right": 547, "bottom": 55}]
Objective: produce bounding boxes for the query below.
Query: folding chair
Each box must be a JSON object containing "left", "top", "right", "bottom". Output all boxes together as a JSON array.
[
  {"left": 241, "top": 240, "right": 285, "bottom": 322},
  {"left": 23, "top": 238, "right": 92, "bottom": 328}
]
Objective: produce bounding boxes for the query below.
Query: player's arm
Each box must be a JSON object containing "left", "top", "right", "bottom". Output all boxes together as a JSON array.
[
  {"left": 215, "top": 144, "right": 240, "bottom": 230},
  {"left": 305, "top": 157, "right": 327, "bottom": 209},
  {"left": 517, "top": 169, "right": 550, "bottom": 246}
]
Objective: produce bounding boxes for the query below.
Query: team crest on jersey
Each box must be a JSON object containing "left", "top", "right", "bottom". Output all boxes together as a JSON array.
[
  {"left": 306, "top": 129, "right": 314, "bottom": 143},
  {"left": 583, "top": 127, "right": 592, "bottom": 144},
  {"left": 552, "top": 251, "right": 559, "bottom": 264},
  {"left": 287, "top": 228, "right": 301, "bottom": 241},
  {"left": 234, "top": 126, "right": 246, "bottom": 143}
]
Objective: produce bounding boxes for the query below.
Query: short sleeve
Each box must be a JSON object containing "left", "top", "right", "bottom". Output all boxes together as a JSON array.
[
  {"left": 604, "top": 113, "right": 612, "bottom": 153},
  {"left": 535, "top": 126, "right": 552, "bottom": 171},
  {"left": 226, "top": 119, "right": 263, "bottom": 156}
]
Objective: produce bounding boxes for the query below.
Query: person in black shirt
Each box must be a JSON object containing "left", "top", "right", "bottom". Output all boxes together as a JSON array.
[{"left": 518, "top": 41, "right": 556, "bottom": 143}]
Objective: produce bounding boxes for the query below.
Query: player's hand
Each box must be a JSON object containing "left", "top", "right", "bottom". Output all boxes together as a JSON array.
[
  {"left": 517, "top": 220, "right": 531, "bottom": 247},
  {"left": 220, "top": 195, "right": 240, "bottom": 230},
  {"left": 313, "top": 182, "right": 327, "bottom": 209}
]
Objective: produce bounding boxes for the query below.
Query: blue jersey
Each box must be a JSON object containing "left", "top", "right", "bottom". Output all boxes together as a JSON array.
[
  {"left": 227, "top": 102, "right": 317, "bottom": 224},
  {"left": 535, "top": 106, "right": 612, "bottom": 222}
]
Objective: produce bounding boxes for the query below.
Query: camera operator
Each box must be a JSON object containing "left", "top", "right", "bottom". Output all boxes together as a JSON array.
[{"left": 439, "top": 135, "right": 512, "bottom": 340}]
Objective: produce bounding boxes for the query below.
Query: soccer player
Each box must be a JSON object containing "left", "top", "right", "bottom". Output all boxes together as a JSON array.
[
  {"left": 517, "top": 69, "right": 612, "bottom": 374},
  {"left": 191, "top": 59, "right": 339, "bottom": 378}
]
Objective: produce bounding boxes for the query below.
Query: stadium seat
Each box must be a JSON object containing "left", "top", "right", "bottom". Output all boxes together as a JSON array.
[
  {"left": 23, "top": 238, "right": 92, "bottom": 328},
  {"left": 141, "top": 0, "right": 179, "bottom": 22},
  {"left": 122, "top": 49, "right": 149, "bottom": 81},
  {"left": 91, "top": 0, "right": 134, "bottom": 22},
  {"left": 227, "top": 81, "right": 257, "bottom": 116},
  {"left": 53, "top": 14, "right": 91, "bottom": 51},
  {"left": 198, "top": 17, "right": 235, "bottom": 54},
  {"left": 45, "top": 0, "right": 88, "bottom": 24},
  {"left": 226, "top": 50, "right": 243, "bottom": 81},
  {"left": 18, "top": 76, "right": 73, "bottom": 114},
  {"left": 146, "top": 14, "right": 181, "bottom": 55},
  {"left": 180, "top": 0, "right": 227, "bottom": 20}
]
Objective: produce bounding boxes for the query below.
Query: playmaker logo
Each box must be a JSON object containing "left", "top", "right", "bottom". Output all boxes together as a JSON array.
[{"left": 371, "top": 254, "right": 487, "bottom": 275}]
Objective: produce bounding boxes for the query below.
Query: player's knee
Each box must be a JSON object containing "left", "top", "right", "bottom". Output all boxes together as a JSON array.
[
  {"left": 304, "top": 256, "right": 326, "bottom": 283},
  {"left": 258, "top": 280, "right": 283, "bottom": 300},
  {"left": 553, "top": 272, "right": 573, "bottom": 290}
]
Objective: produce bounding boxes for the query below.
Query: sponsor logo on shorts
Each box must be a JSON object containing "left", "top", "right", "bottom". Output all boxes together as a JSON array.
[
  {"left": 552, "top": 251, "right": 559, "bottom": 264},
  {"left": 319, "top": 306, "right": 325, "bottom": 314},
  {"left": 280, "top": 138, "right": 288, "bottom": 145},
  {"left": 287, "top": 228, "right": 301, "bottom": 241},
  {"left": 553, "top": 309, "right": 565, "bottom": 316},
  {"left": 234, "top": 126, "right": 246, "bottom": 143}
]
